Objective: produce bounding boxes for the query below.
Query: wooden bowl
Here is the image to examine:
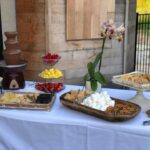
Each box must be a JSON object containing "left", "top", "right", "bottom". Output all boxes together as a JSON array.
[{"left": 60, "top": 92, "right": 141, "bottom": 122}]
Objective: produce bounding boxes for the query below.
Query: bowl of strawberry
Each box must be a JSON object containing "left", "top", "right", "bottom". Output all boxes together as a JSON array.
[
  {"left": 42, "top": 53, "right": 60, "bottom": 66},
  {"left": 35, "top": 82, "right": 64, "bottom": 93}
]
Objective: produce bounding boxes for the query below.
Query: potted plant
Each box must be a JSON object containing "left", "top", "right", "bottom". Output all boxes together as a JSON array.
[
  {"left": 84, "top": 52, "right": 107, "bottom": 91},
  {"left": 85, "top": 20, "right": 125, "bottom": 91}
]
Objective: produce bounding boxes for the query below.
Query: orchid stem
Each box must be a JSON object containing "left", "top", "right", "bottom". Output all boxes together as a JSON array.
[{"left": 98, "top": 37, "right": 106, "bottom": 72}]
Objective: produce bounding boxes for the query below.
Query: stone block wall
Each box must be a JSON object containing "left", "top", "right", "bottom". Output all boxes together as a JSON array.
[
  {"left": 46, "top": 0, "right": 126, "bottom": 85},
  {"left": 0, "top": 0, "right": 16, "bottom": 44},
  {"left": 1, "top": 0, "right": 136, "bottom": 85}
]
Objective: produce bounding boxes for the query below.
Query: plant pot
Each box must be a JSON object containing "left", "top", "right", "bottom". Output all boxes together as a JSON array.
[{"left": 85, "top": 80, "right": 101, "bottom": 92}]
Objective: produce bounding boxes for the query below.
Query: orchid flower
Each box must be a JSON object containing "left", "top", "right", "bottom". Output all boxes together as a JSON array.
[
  {"left": 98, "top": 20, "right": 125, "bottom": 71},
  {"left": 100, "top": 20, "right": 125, "bottom": 41}
]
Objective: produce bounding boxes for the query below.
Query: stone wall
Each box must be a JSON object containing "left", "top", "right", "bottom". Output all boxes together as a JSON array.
[
  {"left": 0, "top": 0, "right": 137, "bottom": 85},
  {"left": 0, "top": 0, "right": 16, "bottom": 44},
  {"left": 47, "top": 0, "right": 126, "bottom": 85}
]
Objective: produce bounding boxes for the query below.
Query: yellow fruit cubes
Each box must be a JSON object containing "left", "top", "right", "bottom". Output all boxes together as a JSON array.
[{"left": 40, "top": 68, "right": 63, "bottom": 79}]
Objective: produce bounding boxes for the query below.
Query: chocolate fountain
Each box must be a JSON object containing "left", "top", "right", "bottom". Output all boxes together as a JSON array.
[{"left": 0, "top": 31, "right": 27, "bottom": 90}]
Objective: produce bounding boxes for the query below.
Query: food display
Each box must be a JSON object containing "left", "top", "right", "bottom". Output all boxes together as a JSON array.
[
  {"left": 60, "top": 90, "right": 141, "bottom": 122},
  {"left": 35, "top": 82, "right": 64, "bottom": 93},
  {"left": 42, "top": 53, "right": 60, "bottom": 65},
  {"left": 120, "top": 73, "right": 150, "bottom": 84},
  {"left": 37, "top": 52, "right": 64, "bottom": 94},
  {"left": 0, "top": 92, "right": 56, "bottom": 110},
  {"left": 63, "top": 91, "right": 138, "bottom": 115},
  {"left": 112, "top": 72, "right": 150, "bottom": 109},
  {"left": 0, "top": 92, "right": 38, "bottom": 103},
  {"left": 106, "top": 103, "right": 137, "bottom": 115},
  {"left": 81, "top": 92, "right": 115, "bottom": 111},
  {"left": 39, "top": 68, "right": 63, "bottom": 79},
  {"left": 112, "top": 72, "right": 150, "bottom": 90},
  {"left": 64, "top": 90, "right": 92, "bottom": 101}
]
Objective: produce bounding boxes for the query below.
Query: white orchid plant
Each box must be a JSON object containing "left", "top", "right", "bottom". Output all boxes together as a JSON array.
[{"left": 85, "top": 20, "right": 125, "bottom": 91}]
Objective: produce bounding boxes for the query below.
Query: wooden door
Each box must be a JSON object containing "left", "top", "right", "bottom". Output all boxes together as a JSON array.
[
  {"left": 16, "top": 0, "right": 46, "bottom": 81},
  {"left": 66, "top": 0, "right": 115, "bottom": 40}
]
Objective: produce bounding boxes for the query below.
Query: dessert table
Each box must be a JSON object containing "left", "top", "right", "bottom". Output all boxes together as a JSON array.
[{"left": 0, "top": 81, "right": 150, "bottom": 150}]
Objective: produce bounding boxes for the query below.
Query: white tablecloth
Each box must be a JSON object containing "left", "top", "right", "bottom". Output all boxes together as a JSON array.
[{"left": 0, "top": 81, "right": 150, "bottom": 150}]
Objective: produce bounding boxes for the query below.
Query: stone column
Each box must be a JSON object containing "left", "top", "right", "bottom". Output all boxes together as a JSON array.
[
  {"left": 123, "top": 0, "right": 137, "bottom": 73},
  {"left": 0, "top": 0, "right": 16, "bottom": 46}
]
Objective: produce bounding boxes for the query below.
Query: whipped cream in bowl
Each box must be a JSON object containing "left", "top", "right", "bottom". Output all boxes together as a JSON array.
[{"left": 81, "top": 91, "right": 115, "bottom": 111}]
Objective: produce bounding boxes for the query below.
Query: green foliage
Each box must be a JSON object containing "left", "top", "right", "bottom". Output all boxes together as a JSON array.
[
  {"left": 91, "top": 80, "right": 98, "bottom": 91},
  {"left": 94, "top": 72, "right": 107, "bottom": 85},
  {"left": 85, "top": 52, "right": 107, "bottom": 91},
  {"left": 93, "top": 52, "right": 102, "bottom": 67},
  {"left": 87, "top": 62, "right": 95, "bottom": 78}
]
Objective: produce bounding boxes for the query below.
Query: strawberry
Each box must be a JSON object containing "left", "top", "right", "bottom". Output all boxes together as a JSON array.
[
  {"left": 42, "top": 53, "right": 60, "bottom": 65},
  {"left": 35, "top": 82, "right": 63, "bottom": 93}
]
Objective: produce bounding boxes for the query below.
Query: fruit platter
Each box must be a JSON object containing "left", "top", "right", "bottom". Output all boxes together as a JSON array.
[
  {"left": 42, "top": 53, "right": 61, "bottom": 66},
  {"left": 39, "top": 68, "right": 63, "bottom": 79},
  {"left": 36, "top": 52, "right": 64, "bottom": 93},
  {"left": 35, "top": 82, "right": 64, "bottom": 93}
]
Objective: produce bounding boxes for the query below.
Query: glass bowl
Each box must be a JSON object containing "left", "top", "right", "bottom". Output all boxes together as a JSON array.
[
  {"left": 35, "top": 82, "right": 64, "bottom": 93},
  {"left": 42, "top": 56, "right": 61, "bottom": 66}
]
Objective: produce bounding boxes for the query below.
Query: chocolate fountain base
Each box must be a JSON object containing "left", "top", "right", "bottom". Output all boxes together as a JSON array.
[{"left": 0, "top": 60, "right": 27, "bottom": 90}]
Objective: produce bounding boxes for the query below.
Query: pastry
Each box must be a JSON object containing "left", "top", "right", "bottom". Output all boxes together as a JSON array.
[
  {"left": 64, "top": 90, "right": 92, "bottom": 101},
  {"left": 121, "top": 73, "right": 150, "bottom": 84}
]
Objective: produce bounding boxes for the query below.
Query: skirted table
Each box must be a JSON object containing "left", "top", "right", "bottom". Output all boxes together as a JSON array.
[{"left": 0, "top": 81, "right": 150, "bottom": 150}]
